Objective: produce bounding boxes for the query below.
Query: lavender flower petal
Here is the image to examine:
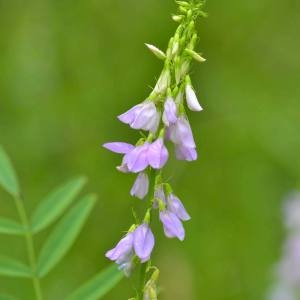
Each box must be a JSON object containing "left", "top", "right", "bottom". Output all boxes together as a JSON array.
[
  {"left": 159, "top": 211, "right": 185, "bottom": 241},
  {"left": 169, "top": 117, "right": 196, "bottom": 148},
  {"left": 133, "top": 224, "right": 155, "bottom": 263},
  {"left": 130, "top": 172, "right": 149, "bottom": 200},
  {"left": 131, "top": 102, "right": 158, "bottom": 131},
  {"left": 163, "top": 97, "right": 177, "bottom": 126},
  {"left": 103, "top": 142, "right": 135, "bottom": 154},
  {"left": 124, "top": 143, "right": 149, "bottom": 173},
  {"left": 175, "top": 144, "right": 197, "bottom": 161},
  {"left": 118, "top": 104, "right": 143, "bottom": 124},
  {"left": 145, "top": 110, "right": 161, "bottom": 133},
  {"left": 147, "top": 138, "right": 169, "bottom": 169},
  {"left": 106, "top": 232, "right": 134, "bottom": 261},
  {"left": 168, "top": 193, "right": 191, "bottom": 221}
]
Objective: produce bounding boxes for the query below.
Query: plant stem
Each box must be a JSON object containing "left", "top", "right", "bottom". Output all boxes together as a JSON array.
[
  {"left": 14, "top": 196, "right": 43, "bottom": 300},
  {"left": 137, "top": 262, "right": 147, "bottom": 300}
]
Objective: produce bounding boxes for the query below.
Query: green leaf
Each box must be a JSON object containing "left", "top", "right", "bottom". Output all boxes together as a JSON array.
[
  {"left": 66, "top": 265, "right": 123, "bottom": 300},
  {"left": 0, "top": 256, "right": 31, "bottom": 278},
  {"left": 31, "top": 177, "right": 87, "bottom": 233},
  {"left": 0, "top": 217, "right": 23, "bottom": 235},
  {"left": 0, "top": 146, "right": 20, "bottom": 197},
  {"left": 37, "top": 194, "right": 97, "bottom": 278}
]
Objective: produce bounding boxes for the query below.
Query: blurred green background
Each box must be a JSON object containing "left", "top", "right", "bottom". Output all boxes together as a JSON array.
[{"left": 1, "top": 0, "right": 300, "bottom": 299}]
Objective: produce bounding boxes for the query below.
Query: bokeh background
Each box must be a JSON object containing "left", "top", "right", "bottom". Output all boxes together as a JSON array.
[{"left": 1, "top": 0, "right": 300, "bottom": 299}]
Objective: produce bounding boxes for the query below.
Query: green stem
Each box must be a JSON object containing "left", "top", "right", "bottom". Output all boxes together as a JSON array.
[
  {"left": 14, "top": 196, "right": 43, "bottom": 300},
  {"left": 138, "top": 262, "right": 147, "bottom": 300}
]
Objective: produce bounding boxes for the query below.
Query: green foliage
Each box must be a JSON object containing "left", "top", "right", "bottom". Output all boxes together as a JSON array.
[
  {"left": 0, "top": 218, "right": 23, "bottom": 235},
  {"left": 31, "top": 177, "right": 87, "bottom": 233},
  {"left": 66, "top": 265, "right": 123, "bottom": 300},
  {"left": 0, "top": 147, "right": 122, "bottom": 299},
  {"left": 0, "top": 146, "right": 19, "bottom": 197},
  {"left": 37, "top": 194, "right": 97, "bottom": 277},
  {"left": 0, "top": 256, "right": 31, "bottom": 278}
]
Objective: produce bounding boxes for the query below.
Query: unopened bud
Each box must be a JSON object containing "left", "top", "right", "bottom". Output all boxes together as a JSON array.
[
  {"left": 185, "top": 49, "right": 206, "bottom": 62},
  {"left": 172, "top": 14, "right": 184, "bottom": 22},
  {"left": 145, "top": 43, "right": 166, "bottom": 60}
]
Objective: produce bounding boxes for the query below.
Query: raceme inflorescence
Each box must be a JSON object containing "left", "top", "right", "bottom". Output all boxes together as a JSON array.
[{"left": 103, "top": 1, "right": 207, "bottom": 299}]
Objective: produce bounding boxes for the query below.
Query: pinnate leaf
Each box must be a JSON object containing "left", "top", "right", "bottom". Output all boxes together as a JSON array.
[
  {"left": 66, "top": 264, "right": 123, "bottom": 300},
  {"left": 37, "top": 194, "right": 97, "bottom": 277},
  {"left": 31, "top": 177, "right": 87, "bottom": 233},
  {"left": 0, "top": 217, "right": 23, "bottom": 235},
  {"left": 0, "top": 256, "right": 31, "bottom": 278},
  {"left": 0, "top": 146, "right": 20, "bottom": 197}
]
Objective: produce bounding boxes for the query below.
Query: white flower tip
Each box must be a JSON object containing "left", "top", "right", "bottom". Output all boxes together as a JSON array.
[
  {"left": 145, "top": 43, "right": 166, "bottom": 60},
  {"left": 186, "top": 85, "right": 203, "bottom": 112}
]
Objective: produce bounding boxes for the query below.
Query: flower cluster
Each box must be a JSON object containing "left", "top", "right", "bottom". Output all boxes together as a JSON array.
[
  {"left": 103, "top": 0, "right": 206, "bottom": 298},
  {"left": 268, "top": 192, "right": 300, "bottom": 300}
]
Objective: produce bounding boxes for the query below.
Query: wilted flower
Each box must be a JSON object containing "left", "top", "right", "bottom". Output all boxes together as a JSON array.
[
  {"left": 167, "top": 193, "right": 191, "bottom": 221},
  {"left": 185, "top": 84, "right": 203, "bottom": 112},
  {"left": 167, "top": 116, "right": 197, "bottom": 161},
  {"left": 159, "top": 210, "right": 185, "bottom": 241},
  {"left": 175, "top": 144, "right": 197, "bottom": 161},
  {"left": 131, "top": 172, "right": 149, "bottom": 200},
  {"left": 105, "top": 231, "right": 135, "bottom": 277},
  {"left": 118, "top": 101, "right": 160, "bottom": 133}
]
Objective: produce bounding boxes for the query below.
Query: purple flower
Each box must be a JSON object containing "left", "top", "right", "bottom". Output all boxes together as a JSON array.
[
  {"left": 163, "top": 97, "right": 177, "bottom": 126},
  {"left": 103, "top": 142, "right": 135, "bottom": 154},
  {"left": 130, "top": 172, "right": 149, "bottom": 200},
  {"left": 123, "top": 143, "right": 150, "bottom": 173},
  {"left": 159, "top": 210, "right": 185, "bottom": 241},
  {"left": 118, "top": 101, "right": 160, "bottom": 133},
  {"left": 147, "top": 138, "right": 169, "bottom": 169},
  {"left": 105, "top": 232, "right": 135, "bottom": 276},
  {"left": 133, "top": 224, "right": 155, "bottom": 263},
  {"left": 185, "top": 84, "right": 203, "bottom": 112},
  {"left": 169, "top": 117, "right": 196, "bottom": 148},
  {"left": 175, "top": 144, "right": 197, "bottom": 161},
  {"left": 167, "top": 116, "right": 198, "bottom": 161},
  {"left": 106, "top": 224, "right": 155, "bottom": 275},
  {"left": 104, "top": 139, "right": 169, "bottom": 173},
  {"left": 167, "top": 193, "right": 191, "bottom": 221}
]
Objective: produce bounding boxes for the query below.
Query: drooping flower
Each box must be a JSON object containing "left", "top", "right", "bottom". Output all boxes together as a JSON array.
[
  {"left": 185, "top": 84, "right": 203, "bottom": 112},
  {"left": 105, "top": 231, "right": 135, "bottom": 276},
  {"left": 118, "top": 101, "right": 160, "bottom": 133},
  {"left": 175, "top": 144, "right": 197, "bottom": 161},
  {"left": 153, "top": 184, "right": 166, "bottom": 209},
  {"left": 169, "top": 116, "right": 196, "bottom": 148},
  {"left": 133, "top": 224, "right": 155, "bottom": 263},
  {"left": 167, "top": 193, "right": 191, "bottom": 221},
  {"left": 106, "top": 224, "right": 155, "bottom": 275},
  {"left": 159, "top": 210, "right": 185, "bottom": 241},
  {"left": 162, "top": 97, "right": 177, "bottom": 126},
  {"left": 167, "top": 116, "right": 197, "bottom": 161},
  {"left": 130, "top": 172, "right": 149, "bottom": 200}
]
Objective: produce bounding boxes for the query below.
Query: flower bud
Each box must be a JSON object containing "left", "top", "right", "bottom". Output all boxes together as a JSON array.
[
  {"left": 185, "top": 49, "right": 206, "bottom": 63},
  {"left": 145, "top": 43, "right": 166, "bottom": 60},
  {"left": 172, "top": 15, "right": 184, "bottom": 22}
]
